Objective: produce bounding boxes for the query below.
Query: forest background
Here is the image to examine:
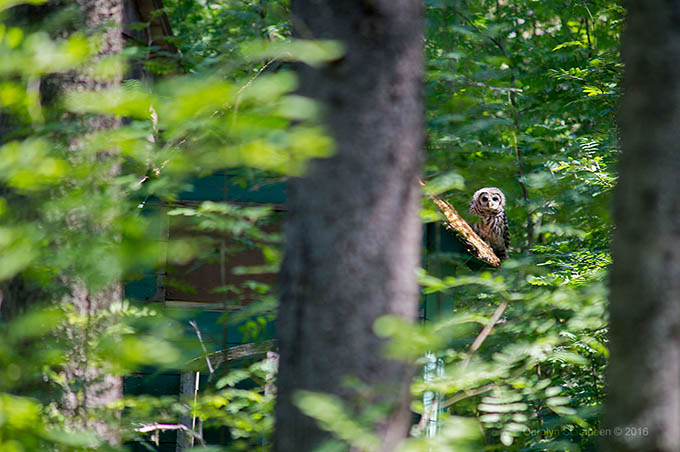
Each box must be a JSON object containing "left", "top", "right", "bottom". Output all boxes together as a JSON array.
[{"left": 0, "top": 0, "right": 628, "bottom": 451}]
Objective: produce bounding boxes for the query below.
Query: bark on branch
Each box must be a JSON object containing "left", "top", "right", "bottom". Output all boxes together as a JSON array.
[{"left": 186, "top": 339, "right": 277, "bottom": 371}]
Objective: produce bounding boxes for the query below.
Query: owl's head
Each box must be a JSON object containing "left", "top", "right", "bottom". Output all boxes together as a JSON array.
[{"left": 470, "top": 187, "right": 506, "bottom": 215}]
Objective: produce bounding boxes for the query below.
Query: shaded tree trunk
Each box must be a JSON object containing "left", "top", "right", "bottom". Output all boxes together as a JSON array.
[
  {"left": 604, "top": 2, "right": 680, "bottom": 451},
  {"left": 274, "top": 2, "right": 423, "bottom": 451}
]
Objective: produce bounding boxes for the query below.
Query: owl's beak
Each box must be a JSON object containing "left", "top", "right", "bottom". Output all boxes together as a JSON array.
[{"left": 487, "top": 203, "right": 492, "bottom": 209}]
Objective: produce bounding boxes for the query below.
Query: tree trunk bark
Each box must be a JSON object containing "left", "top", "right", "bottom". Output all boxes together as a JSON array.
[
  {"left": 274, "top": 2, "right": 423, "bottom": 452},
  {"left": 605, "top": 2, "right": 680, "bottom": 451},
  {"left": 55, "top": 0, "right": 125, "bottom": 444}
]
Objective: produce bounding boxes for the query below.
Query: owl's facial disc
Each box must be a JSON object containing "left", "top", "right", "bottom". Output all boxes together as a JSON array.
[{"left": 480, "top": 192, "right": 502, "bottom": 212}]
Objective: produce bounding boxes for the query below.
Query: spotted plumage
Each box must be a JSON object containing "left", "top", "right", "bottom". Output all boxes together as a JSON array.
[{"left": 470, "top": 187, "right": 509, "bottom": 259}]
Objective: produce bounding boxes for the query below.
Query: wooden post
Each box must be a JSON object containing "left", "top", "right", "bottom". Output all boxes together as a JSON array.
[{"left": 176, "top": 371, "right": 200, "bottom": 451}]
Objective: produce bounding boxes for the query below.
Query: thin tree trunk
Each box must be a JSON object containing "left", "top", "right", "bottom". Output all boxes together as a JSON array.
[
  {"left": 604, "top": 2, "right": 680, "bottom": 451},
  {"left": 275, "top": 2, "right": 423, "bottom": 451},
  {"left": 56, "top": 0, "right": 125, "bottom": 444}
]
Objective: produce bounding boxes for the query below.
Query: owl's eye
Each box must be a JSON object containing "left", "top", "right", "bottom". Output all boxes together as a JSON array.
[
  {"left": 492, "top": 196, "right": 499, "bottom": 202},
  {"left": 480, "top": 195, "right": 488, "bottom": 202}
]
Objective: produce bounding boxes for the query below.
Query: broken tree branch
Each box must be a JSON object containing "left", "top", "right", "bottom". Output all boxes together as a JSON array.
[
  {"left": 420, "top": 180, "right": 501, "bottom": 268},
  {"left": 186, "top": 339, "right": 277, "bottom": 371}
]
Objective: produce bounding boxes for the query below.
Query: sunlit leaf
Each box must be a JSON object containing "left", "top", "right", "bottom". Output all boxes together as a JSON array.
[{"left": 241, "top": 39, "right": 344, "bottom": 67}]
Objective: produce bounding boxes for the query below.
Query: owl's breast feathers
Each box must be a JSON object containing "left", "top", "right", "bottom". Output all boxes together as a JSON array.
[{"left": 473, "top": 212, "right": 509, "bottom": 259}]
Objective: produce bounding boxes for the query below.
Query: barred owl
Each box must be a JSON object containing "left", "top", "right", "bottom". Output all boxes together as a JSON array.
[{"left": 470, "top": 187, "right": 509, "bottom": 259}]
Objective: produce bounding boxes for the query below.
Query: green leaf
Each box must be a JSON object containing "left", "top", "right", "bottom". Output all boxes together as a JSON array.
[
  {"left": 0, "top": 0, "right": 44, "bottom": 13},
  {"left": 552, "top": 41, "right": 587, "bottom": 51},
  {"left": 241, "top": 39, "right": 344, "bottom": 67},
  {"left": 583, "top": 86, "right": 605, "bottom": 96},
  {"left": 423, "top": 171, "right": 465, "bottom": 196}
]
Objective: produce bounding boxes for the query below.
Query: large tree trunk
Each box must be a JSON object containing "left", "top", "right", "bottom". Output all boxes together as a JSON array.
[
  {"left": 604, "top": 2, "right": 680, "bottom": 451},
  {"left": 274, "top": 2, "right": 423, "bottom": 451}
]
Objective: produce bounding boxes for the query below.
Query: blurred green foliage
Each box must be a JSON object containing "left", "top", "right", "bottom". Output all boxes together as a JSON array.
[
  {"left": 1, "top": 0, "right": 620, "bottom": 450},
  {"left": 0, "top": 0, "right": 328, "bottom": 450}
]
